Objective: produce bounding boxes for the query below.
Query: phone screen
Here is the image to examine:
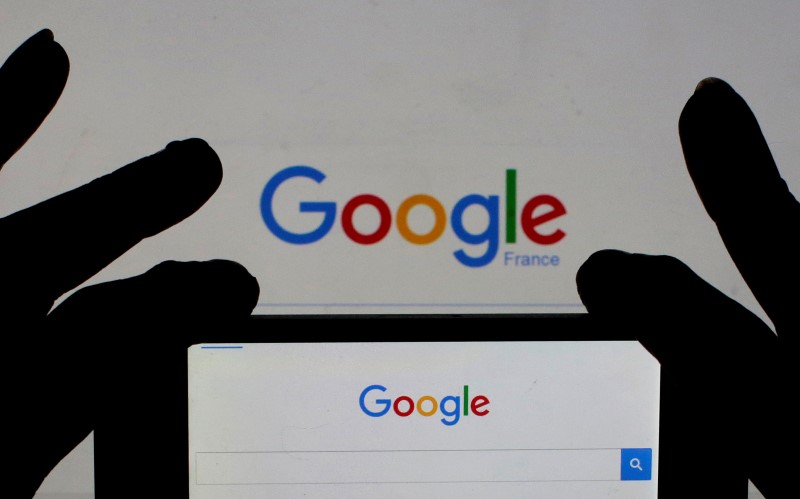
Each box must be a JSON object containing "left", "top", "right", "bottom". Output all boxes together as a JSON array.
[{"left": 188, "top": 339, "right": 660, "bottom": 498}]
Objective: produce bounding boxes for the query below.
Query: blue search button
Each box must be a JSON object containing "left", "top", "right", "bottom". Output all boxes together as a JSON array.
[{"left": 621, "top": 448, "right": 652, "bottom": 481}]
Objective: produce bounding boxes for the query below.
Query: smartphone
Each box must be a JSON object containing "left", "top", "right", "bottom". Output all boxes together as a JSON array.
[{"left": 187, "top": 314, "right": 660, "bottom": 499}]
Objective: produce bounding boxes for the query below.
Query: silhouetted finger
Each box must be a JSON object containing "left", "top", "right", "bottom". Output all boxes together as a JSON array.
[
  {"left": 577, "top": 250, "right": 777, "bottom": 362},
  {"left": 0, "top": 138, "right": 222, "bottom": 318},
  {"left": 0, "top": 29, "right": 69, "bottom": 170},
  {"left": 679, "top": 78, "right": 800, "bottom": 339},
  {"left": 577, "top": 249, "right": 789, "bottom": 498},
  {"left": 48, "top": 259, "right": 260, "bottom": 326}
]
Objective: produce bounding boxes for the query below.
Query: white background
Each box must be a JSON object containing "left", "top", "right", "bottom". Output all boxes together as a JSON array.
[{"left": 1, "top": 1, "right": 794, "bottom": 497}]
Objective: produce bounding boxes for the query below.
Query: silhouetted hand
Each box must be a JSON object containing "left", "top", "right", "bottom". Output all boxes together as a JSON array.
[
  {"left": 1, "top": 30, "right": 259, "bottom": 498},
  {"left": 577, "top": 78, "right": 795, "bottom": 498}
]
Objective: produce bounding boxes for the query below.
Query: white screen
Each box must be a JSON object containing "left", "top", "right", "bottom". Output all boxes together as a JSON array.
[
  {"left": 3, "top": 1, "right": 797, "bottom": 322},
  {"left": 188, "top": 341, "right": 659, "bottom": 499}
]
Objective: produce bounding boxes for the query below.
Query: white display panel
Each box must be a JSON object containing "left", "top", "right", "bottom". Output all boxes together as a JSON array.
[
  {"left": 188, "top": 341, "right": 659, "bottom": 499},
  {"left": 3, "top": 2, "right": 797, "bottom": 321}
]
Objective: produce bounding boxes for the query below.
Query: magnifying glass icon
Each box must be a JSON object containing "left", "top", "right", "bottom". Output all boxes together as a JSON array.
[{"left": 621, "top": 448, "right": 651, "bottom": 480}]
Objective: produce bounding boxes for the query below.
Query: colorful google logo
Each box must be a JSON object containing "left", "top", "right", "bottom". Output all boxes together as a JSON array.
[
  {"left": 260, "top": 166, "right": 566, "bottom": 267},
  {"left": 359, "top": 384, "right": 490, "bottom": 426}
]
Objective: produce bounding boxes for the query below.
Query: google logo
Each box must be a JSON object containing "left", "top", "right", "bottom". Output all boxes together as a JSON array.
[
  {"left": 260, "top": 166, "right": 566, "bottom": 267},
  {"left": 359, "top": 384, "right": 490, "bottom": 426}
]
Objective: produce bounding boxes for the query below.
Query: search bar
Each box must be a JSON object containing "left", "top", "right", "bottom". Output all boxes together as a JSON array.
[{"left": 195, "top": 448, "right": 652, "bottom": 485}]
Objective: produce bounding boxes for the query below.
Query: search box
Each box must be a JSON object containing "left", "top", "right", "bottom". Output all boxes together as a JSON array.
[{"left": 195, "top": 448, "right": 652, "bottom": 485}]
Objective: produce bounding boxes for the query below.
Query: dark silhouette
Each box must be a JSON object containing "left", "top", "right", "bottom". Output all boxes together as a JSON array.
[
  {"left": 1, "top": 30, "right": 259, "bottom": 498},
  {"left": 578, "top": 78, "right": 794, "bottom": 498}
]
